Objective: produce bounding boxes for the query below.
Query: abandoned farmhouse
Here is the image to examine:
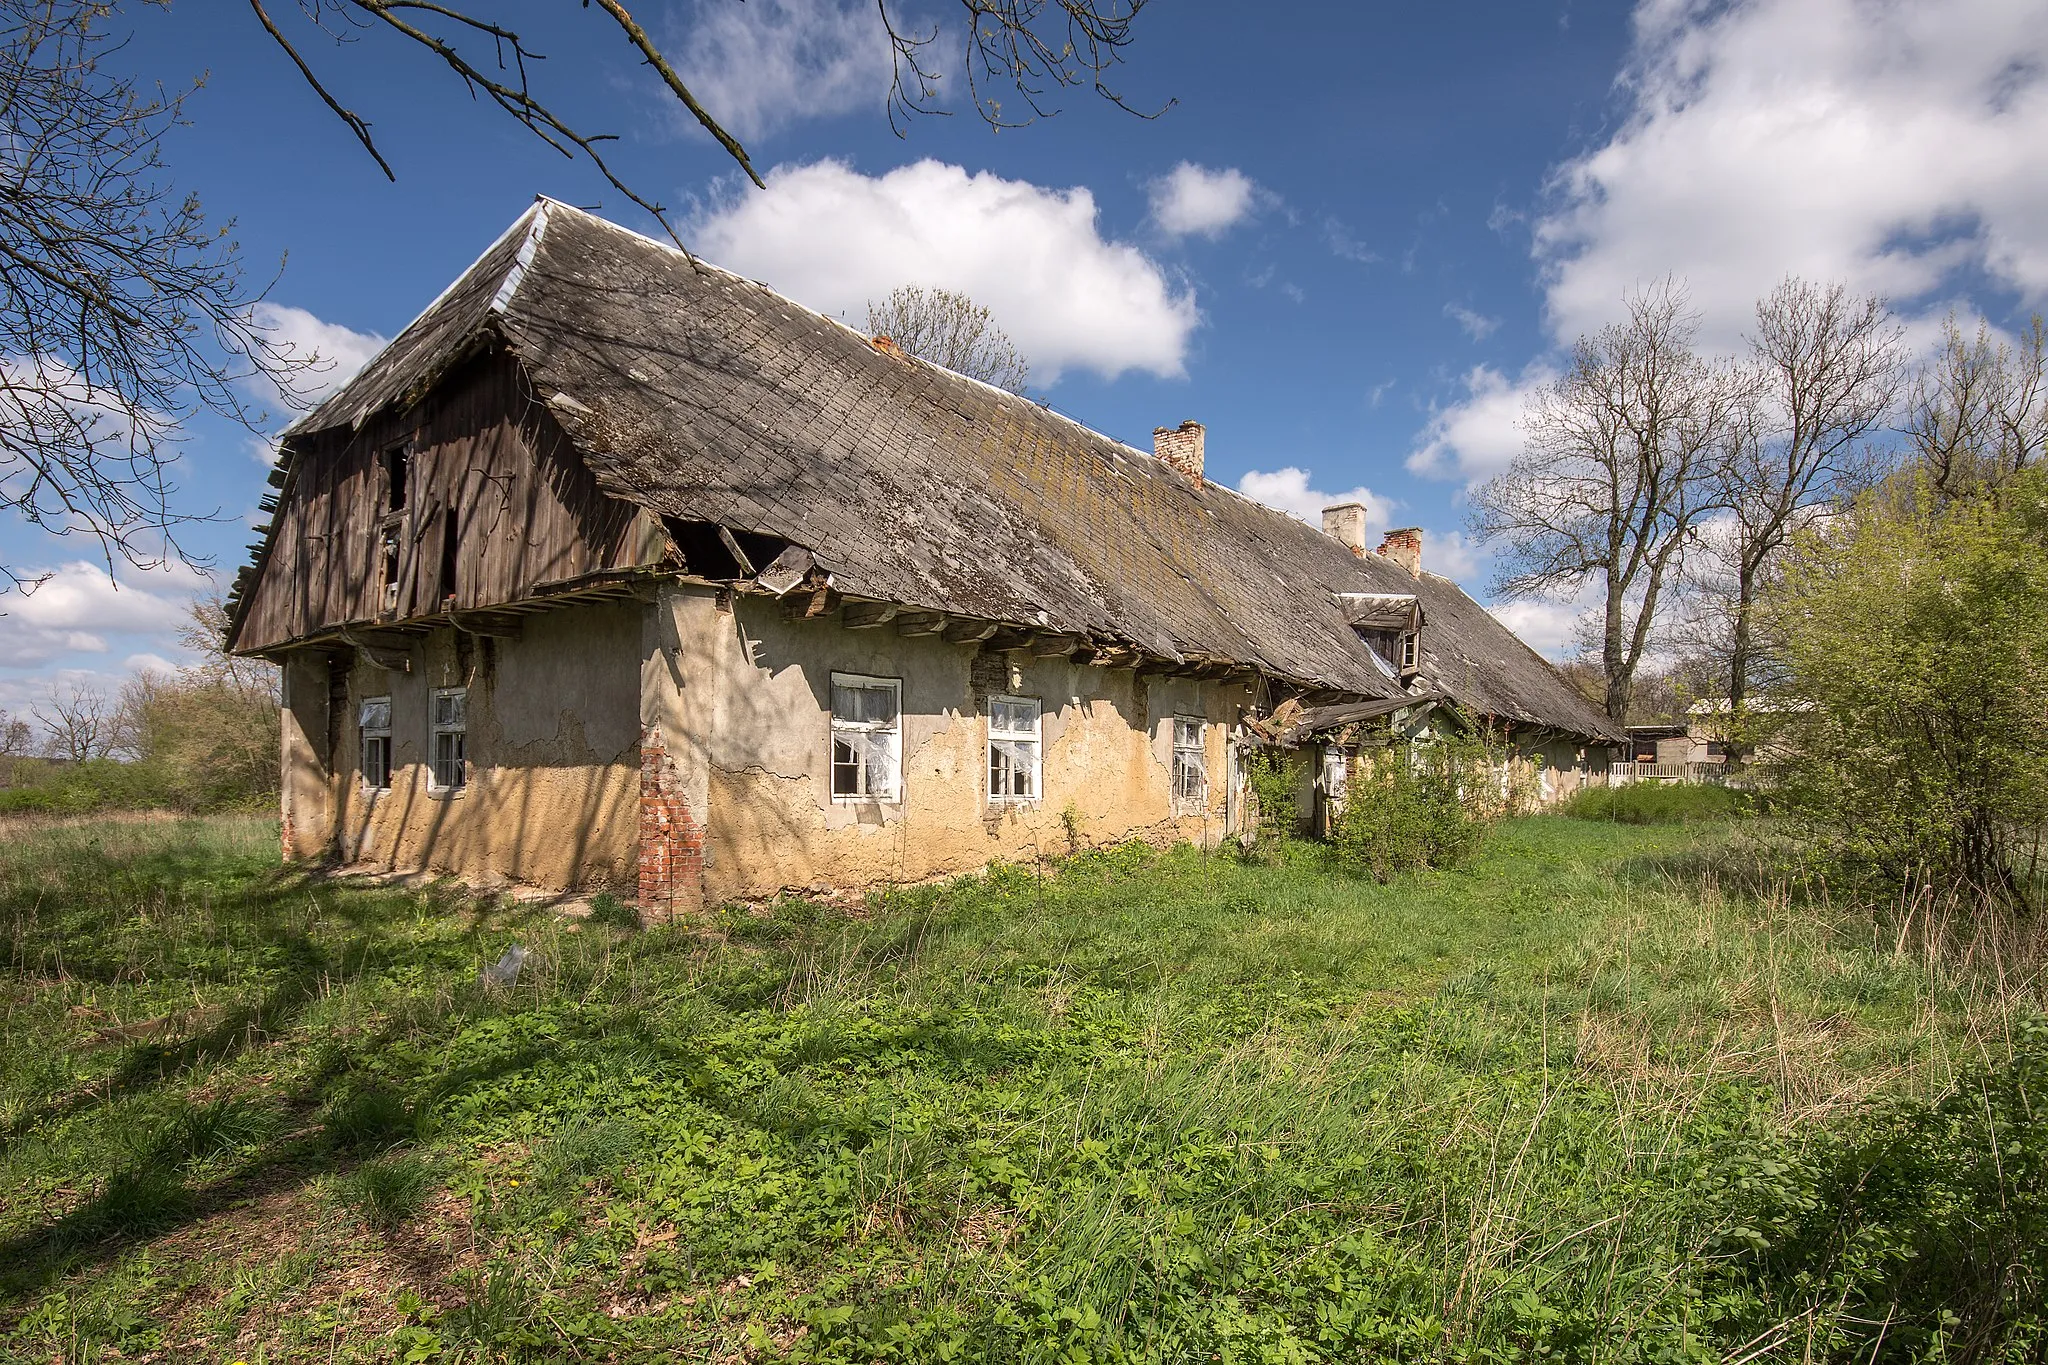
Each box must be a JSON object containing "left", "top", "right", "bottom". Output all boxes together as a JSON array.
[{"left": 225, "top": 199, "right": 1623, "bottom": 912}]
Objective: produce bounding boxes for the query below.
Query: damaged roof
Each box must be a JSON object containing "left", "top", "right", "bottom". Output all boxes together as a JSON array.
[{"left": 251, "top": 198, "right": 1621, "bottom": 744}]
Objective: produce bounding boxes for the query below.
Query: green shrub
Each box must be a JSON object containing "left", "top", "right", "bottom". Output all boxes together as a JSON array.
[
  {"left": 1330, "top": 742, "right": 1484, "bottom": 880},
  {"left": 0, "top": 758, "right": 174, "bottom": 815},
  {"left": 1767, "top": 469, "right": 2048, "bottom": 903},
  {"left": 1241, "top": 746, "right": 1300, "bottom": 840},
  {"left": 1561, "top": 781, "right": 1752, "bottom": 825}
]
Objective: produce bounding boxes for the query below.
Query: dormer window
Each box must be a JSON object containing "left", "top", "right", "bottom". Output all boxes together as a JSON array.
[{"left": 1399, "top": 632, "right": 1419, "bottom": 675}]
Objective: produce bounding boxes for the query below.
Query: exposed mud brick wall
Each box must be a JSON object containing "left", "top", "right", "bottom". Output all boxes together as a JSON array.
[{"left": 638, "top": 727, "right": 704, "bottom": 920}]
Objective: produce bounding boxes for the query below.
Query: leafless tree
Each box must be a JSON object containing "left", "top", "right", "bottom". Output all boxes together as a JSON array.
[
  {"left": 0, "top": 1, "right": 317, "bottom": 590},
  {"left": 1470, "top": 282, "right": 1747, "bottom": 721},
  {"left": 250, "top": 0, "right": 1165, "bottom": 237},
  {"left": 179, "top": 592, "right": 280, "bottom": 701},
  {"left": 1902, "top": 312, "right": 2047, "bottom": 501},
  {"left": 1678, "top": 280, "right": 1903, "bottom": 751},
  {"left": 31, "top": 679, "right": 121, "bottom": 761},
  {"left": 866, "top": 286, "right": 1030, "bottom": 393},
  {"left": 0, "top": 709, "right": 32, "bottom": 757}
]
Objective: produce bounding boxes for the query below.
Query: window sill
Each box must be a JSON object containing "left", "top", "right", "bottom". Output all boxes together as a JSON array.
[
  {"left": 426, "top": 786, "right": 468, "bottom": 800},
  {"left": 830, "top": 795, "right": 901, "bottom": 807}
]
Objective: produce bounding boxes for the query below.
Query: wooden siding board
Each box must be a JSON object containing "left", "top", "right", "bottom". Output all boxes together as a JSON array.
[{"left": 235, "top": 352, "right": 648, "bottom": 653}]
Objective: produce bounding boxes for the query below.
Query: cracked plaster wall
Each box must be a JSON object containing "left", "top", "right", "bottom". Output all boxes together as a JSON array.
[
  {"left": 293, "top": 601, "right": 642, "bottom": 889},
  {"left": 659, "top": 586, "right": 1251, "bottom": 900}
]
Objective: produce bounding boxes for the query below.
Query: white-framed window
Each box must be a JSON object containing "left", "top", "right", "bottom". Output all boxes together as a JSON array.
[
  {"left": 429, "top": 687, "right": 467, "bottom": 792},
  {"left": 360, "top": 695, "right": 392, "bottom": 791},
  {"left": 1172, "top": 717, "right": 1207, "bottom": 805},
  {"left": 830, "top": 673, "right": 900, "bottom": 802},
  {"left": 987, "top": 695, "right": 1042, "bottom": 803}
]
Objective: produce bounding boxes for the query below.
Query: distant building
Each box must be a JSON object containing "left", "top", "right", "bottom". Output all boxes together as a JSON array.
[{"left": 226, "top": 199, "right": 1623, "bottom": 910}]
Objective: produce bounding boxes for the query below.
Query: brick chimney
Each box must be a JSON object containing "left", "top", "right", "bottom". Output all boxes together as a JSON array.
[
  {"left": 1378, "top": 527, "right": 1422, "bottom": 576},
  {"left": 1321, "top": 503, "right": 1368, "bottom": 557},
  {"left": 1153, "top": 420, "right": 1205, "bottom": 484}
]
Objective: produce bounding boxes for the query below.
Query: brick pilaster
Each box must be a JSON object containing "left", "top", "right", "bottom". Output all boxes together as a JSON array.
[{"left": 637, "top": 726, "right": 704, "bottom": 922}]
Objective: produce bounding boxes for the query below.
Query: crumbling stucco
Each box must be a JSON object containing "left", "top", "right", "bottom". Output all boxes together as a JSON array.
[
  {"left": 304, "top": 602, "right": 641, "bottom": 890},
  {"left": 667, "top": 588, "right": 1246, "bottom": 900}
]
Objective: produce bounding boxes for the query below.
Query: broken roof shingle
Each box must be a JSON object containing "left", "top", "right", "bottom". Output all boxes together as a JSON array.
[{"left": 263, "top": 199, "right": 1622, "bottom": 744}]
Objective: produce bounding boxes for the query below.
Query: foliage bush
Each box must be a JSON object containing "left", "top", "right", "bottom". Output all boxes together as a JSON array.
[
  {"left": 1561, "top": 780, "right": 1753, "bottom": 825},
  {"left": 1240, "top": 746, "right": 1300, "bottom": 842},
  {"left": 1329, "top": 740, "right": 1484, "bottom": 879},
  {"left": 0, "top": 758, "right": 169, "bottom": 814},
  {"left": 1766, "top": 469, "right": 2048, "bottom": 905}
]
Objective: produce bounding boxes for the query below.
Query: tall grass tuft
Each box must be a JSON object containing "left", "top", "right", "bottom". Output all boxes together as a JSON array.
[{"left": 1562, "top": 779, "right": 1753, "bottom": 824}]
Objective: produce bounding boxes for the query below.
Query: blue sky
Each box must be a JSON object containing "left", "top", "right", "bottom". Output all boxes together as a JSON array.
[{"left": 6, "top": 0, "right": 2048, "bottom": 720}]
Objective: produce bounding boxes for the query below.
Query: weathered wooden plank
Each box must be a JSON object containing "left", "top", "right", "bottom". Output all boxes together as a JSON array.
[
  {"left": 895, "top": 611, "right": 948, "bottom": 637},
  {"left": 841, "top": 600, "right": 898, "bottom": 629},
  {"left": 943, "top": 618, "right": 997, "bottom": 643},
  {"left": 233, "top": 353, "right": 651, "bottom": 652}
]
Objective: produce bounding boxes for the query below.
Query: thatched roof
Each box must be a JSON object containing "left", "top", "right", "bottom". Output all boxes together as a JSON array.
[{"left": 245, "top": 198, "right": 1621, "bottom": 744}]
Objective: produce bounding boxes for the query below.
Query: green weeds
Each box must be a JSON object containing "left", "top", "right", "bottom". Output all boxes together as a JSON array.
[{"left": 0, "top": 812, "right": 2042, "bottom": 1362}]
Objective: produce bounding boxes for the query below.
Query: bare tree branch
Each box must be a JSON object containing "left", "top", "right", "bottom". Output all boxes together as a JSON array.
[
  {"left": 1674, "top": 279, "right": 1904, "bottom": 752},
  {"left": 252, "top": 1, "right": 1164, "bottom": 240},
  {"left": 0, "top": 0, "right": 319, "bottom": 590}
]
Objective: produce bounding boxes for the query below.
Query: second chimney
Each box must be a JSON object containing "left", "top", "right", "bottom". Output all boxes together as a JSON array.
[
  {"left": 1321, "top": 503, "right": 1368, "bottom": 557},
  {"left": 1153, "top": 420, "right": 1205, "bottom": 484},
  {"left": 1378, "top": 527, "right": 1423, "bottom": 577}
]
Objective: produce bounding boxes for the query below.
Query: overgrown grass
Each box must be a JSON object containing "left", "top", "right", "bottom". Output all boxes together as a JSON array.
[
  {"left": 1, "top": 813, "right": 2042, "bottom": 1362},
  {"left": 1560, "top": 778, "right": 1754, "bottom": 824}
]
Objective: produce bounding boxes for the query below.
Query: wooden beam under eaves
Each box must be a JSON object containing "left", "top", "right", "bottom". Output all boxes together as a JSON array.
[
  {"left": 895, "top": 611, "right": 948, "bottom": 637},
  {"left": 943, "top": 618, "right": 997, "bottom": 644},
  {"left": 841, "top": 601, "right": 898, "bottom": 629}
]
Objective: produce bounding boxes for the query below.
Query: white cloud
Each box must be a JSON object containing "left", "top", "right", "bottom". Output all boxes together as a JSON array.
[
  {"left": 1444, "top": 303, "right": 1501, "bottom": 341},
  {"left": 1235, "top": 467, "right": 1393, "bottom": 532},
  {"left": 1406, "top": 364, "right": 1552, "bottom": 483},
  {"left": 123, "top": 652, "right": 181, "bottom": 677},
  {"left": 674, "top": 0, "right": 892, "bottom": 142},
  {"left": 1487, "top": 597, "right": 1592, "bottom": 660},
  {"left": 254, "top": 304, "right": 385, "bottom": 408},
  {"left": 1322, "top": 218, "right": 1379, "bottom": 265},
  {"left": 1536, "top": 0, "right": 2048, "bottom": 348},
  {"left": 1148, "top": 163, "right": 1259, "bottom": 239},
  {"left": 0, "top": 561, "right": 201, "bottom": 671},
  {"left": 689, "top": 159, "right": 1200, "bottom": 382},
  {"left": 1419, "top": 528, "right": 1484, "bottom": 583},
  {"left": 10, "top": 560, "right": 193, "bottom": 634}
]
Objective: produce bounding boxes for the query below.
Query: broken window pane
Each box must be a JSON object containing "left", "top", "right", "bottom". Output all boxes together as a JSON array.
[
  {"left": 430, "top": 687, "right": 466, "bottom": 791},
  {"left": 988, "top": 696, "right": 1040, "bottom": 802},
  {"left": 1173, "top": 718, "right": 1207, "bottom": 804},
  {"left": 360, "top": 693, "right": 392, "bottom": 791},
  {"left": 830, "top": 674, "right": 901, "bottom": 801}
]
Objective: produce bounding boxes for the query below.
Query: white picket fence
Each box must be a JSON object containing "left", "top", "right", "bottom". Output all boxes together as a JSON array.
[{"left": 1607, "top": 761, "right": 1721, "bottom": 785}]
